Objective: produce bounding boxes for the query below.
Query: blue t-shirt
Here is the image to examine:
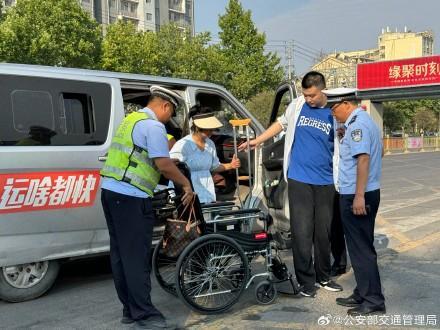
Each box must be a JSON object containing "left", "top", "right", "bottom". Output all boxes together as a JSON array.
[{"left": 288, "top": 103, "right": 334, "bottom": 185}]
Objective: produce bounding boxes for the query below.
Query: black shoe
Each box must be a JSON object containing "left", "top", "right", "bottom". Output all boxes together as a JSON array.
[
  {"left": 299, "top": 286, "right": 317, "bottom": 298},
  {"left": 330, "top": 267, "right": 347, "bottom": 277},
  {"left": 121, "top": 316, "right": 134, "bottom": 324},
  {"left": 347, "top": 305, "right": 386, "bottom": 316},
  {"left": 317, "top": 280, "right": 343, "bottom": 292},
  {"left": 134, "top": 316, "right": 171, "bottom": 330},
  {"left": 336, "top": 294, "right": 363, "bottom": 307}
]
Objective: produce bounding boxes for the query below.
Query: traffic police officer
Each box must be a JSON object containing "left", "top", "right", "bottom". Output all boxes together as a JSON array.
[
  {"left": 100, "top": 85, "right": 194, "bottom": 329},
  {"left": 324, "top": 88, "right": 386, "bottom": 316}
]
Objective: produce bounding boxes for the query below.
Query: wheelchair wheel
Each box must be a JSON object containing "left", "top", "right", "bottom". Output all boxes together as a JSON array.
[
  {"left": 175, "top": 234, "right": 249, "bottom": 314},
  {"left": 255, "top": 280, "right": 277, "bottom": 305},
  {"left": 152, "top": 239, "right": 177, "bottom": 296}
]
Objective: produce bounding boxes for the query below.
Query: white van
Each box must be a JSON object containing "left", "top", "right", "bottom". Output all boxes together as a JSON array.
[{"left": 0, "top": 63, "right": 296, "bottom": 302}]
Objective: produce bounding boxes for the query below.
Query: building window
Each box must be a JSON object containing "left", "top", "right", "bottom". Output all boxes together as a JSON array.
[
  {"left": 109, "top": 0, "right": 116, "bottom": 8},
  {"left": 146, "top": 13, "right": 152, "bottom": 21},
  {"left": 121, "top": 1, "right": 129, "bottom": 12},
  {"left": 146, "top": 0, "right": 151, "bottom": 3}
]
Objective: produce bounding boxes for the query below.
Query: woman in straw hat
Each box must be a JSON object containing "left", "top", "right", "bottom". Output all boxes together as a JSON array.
[{"left": 170, "top": 112, "right": 240, "bottom": 203}]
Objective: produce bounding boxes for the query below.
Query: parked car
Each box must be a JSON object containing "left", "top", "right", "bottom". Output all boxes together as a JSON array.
[{"left": 0, "top": 63, "right": 297, "bottom": 302}]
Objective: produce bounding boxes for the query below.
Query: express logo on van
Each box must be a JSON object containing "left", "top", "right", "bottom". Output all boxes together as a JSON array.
[{"left": 0, "top": 171, "right": 101, "bottom": 214}]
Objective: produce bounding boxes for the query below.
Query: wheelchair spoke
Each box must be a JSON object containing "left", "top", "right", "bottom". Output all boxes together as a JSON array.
[{"left": 177, "top": 237, "right": 249, "bottom": 313}]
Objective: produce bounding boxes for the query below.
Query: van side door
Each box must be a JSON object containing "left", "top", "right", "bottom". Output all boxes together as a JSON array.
[
  {"left": 261, "top": 83, "right": 296, "bottom": 248},
  {"left": 0, "top": 72, "right": 119, "bottom": 266}
]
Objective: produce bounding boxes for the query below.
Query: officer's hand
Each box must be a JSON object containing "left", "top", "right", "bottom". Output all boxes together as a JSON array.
[
  {"left": 238, "top": 139, "right": 259, "bottom": 152},
  {"left": 181, "top": 184, "right": 195, "bottom": 206},
  {"left": 352, "top": 195, "right": 367, "bottom": 215}
]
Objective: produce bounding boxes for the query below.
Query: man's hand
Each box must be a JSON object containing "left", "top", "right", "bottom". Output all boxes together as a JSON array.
[
  {"left": 352, "top": 194, "right": 367, "bottom": 215},
  {"left": 181, "top": 184, "right": 195, "bottom": 206},
  {"left": 238, "top": 139, "right": 259, "bottom": 152},
  {"left": 229, "top": 154, "right": 241, "bottom": 169}
]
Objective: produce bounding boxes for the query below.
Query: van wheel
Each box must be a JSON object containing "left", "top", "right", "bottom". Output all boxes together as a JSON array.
[{"left": 0, "top": 260, "right": 60, "bottom": 302}]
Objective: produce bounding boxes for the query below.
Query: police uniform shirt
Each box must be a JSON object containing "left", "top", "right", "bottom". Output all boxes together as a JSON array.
[
  {"left": 338, "top": 107, "right": 382, "bottom": 195},
  {"left": 101, "top": 108, "right": 169, "bottom": 198}
]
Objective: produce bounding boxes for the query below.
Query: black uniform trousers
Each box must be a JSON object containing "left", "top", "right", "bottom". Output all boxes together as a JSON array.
[
  {"left": 340, "top": 189, "right": 385, "bottom": 308},
  {"left": 331, "top": 192, "right": 347, "bottom": 270},
  {"left": 288, "top": 179, "right": 336, "bottom": 290},
  {"left": 101, "top": 189, "right": 163, "bottom": 321}
]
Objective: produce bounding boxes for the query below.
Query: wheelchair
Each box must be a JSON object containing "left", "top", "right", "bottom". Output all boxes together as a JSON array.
[{"left": 151, "top": 163, "right": 298, "bottom": 314}]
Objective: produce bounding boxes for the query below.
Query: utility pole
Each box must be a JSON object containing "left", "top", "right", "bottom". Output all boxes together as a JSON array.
[{"left": 285, "top": 40, "right": 294, "bottom": 81}]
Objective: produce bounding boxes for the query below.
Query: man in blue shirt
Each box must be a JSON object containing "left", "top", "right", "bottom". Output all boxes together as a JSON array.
[
  {"left": 325, "top": 88, "right": 385, "bottom": 316},
  {"left": 239, "top": 72, "right": 342, "bottom": 297},
  {"left": 101, "top": 86, "right": 194, "bottom": 329}
]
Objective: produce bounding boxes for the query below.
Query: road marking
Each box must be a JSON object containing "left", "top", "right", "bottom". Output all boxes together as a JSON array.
[
  {"left": 376, "top": 214, "right": 411, "bottom": 243},
  {"left": 395, "top": 231, "right": 440, "bottom": 253},
  {"left": 379, "top": 193, "right": 440, "bottom": 214}
]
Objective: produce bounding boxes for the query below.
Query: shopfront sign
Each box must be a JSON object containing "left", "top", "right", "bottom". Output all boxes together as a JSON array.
[{"left": 357, "top": 55, "right": 440, "bottom": 90}]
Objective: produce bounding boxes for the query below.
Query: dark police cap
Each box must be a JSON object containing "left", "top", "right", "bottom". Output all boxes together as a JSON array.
[
  {"left": 149, "top": 85, "right": 184, "bottom": 108},
  {"left": 322, "top": 87, "right": 359, "bottom": 106}
]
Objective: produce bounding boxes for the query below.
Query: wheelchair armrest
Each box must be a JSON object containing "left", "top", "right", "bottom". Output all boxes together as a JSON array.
[
  {"left": 201, "top": 201, "right": 235, "bottom": 209},
  {"left": 217, "top": 208, "right": 261, "bottom": 217}
]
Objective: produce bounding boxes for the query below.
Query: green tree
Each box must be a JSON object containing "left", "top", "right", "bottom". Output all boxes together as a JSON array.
[
  {"left": 383, "top": 101, "right": 413, "bottom": 132},
  {"left": 153, "top": 24, "right": 229, "bottom": 83},
  {"left": 0, "top": 0, "right": 101, "bottom": 68},
  {"left": 245, "top": 90, "right": 275, "bottom": 128},
  {"left": 413, "top": 107, "right": 437, "bottom": 132},
  {"left": 218, "top": 0, "right": 284, "bottom": 101},
  {"left": 384, "top": 99, "right": 440, "bottom": 134},
  {"left": 101, "top": 21, "right": 148, "bottom": 73},
  {"left": 102, "top": 22, "right": 228, "bottom": 84}
]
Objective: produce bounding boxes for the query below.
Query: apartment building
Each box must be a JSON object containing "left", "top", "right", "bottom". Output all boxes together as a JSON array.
[{"left": 2, "top": 0, "right": 195, "bottom": 34}]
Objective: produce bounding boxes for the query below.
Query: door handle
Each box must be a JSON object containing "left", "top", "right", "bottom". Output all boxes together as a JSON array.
[{"left": 98, "top": 156, "right": 107, "bottom": 162}]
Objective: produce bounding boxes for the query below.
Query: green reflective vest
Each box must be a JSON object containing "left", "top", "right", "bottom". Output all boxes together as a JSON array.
[{"left": 100, "top": 112, "right": 161, "bottom": 196}]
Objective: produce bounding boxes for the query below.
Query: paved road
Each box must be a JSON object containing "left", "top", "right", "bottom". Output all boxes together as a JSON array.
[{"left": 1, "top": 152, "right": 439, "bottom": 329}]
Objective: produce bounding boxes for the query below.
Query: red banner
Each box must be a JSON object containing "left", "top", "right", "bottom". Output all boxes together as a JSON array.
[
  {"left": 357, "top": 55, "right": 440, "bottom": 90},
  {"left": 0, "top": 171, "right": 101, "bottom": 214}
]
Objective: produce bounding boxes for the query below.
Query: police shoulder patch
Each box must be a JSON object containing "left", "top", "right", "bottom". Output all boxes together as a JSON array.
[
  {"left": 351, "top": 129, "right": 362, "bottom": 142},
  {"left": 347, "top": 115, "right": 357, "bottom": 126}
]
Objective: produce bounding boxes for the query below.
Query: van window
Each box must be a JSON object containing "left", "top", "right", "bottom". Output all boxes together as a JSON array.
[
  {"left": 61, "top": 93, "right": 94, "bottom": 135},
  {"left": 123, "top": 89, "right": 186, "bottom": 140},
  {"left": 195, "top": 92, "right": 243, "bottom": 136},
  {"left": 12, "top": 90, "right": 55, "bottom": 133},
  {"left": 0, "top": 74, "right": 111, "bottom": 146}
]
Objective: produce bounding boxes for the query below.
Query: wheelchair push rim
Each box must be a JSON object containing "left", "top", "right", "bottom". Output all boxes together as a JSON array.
[{"left": 175, "top": 234, "right": 249, "bottom": 314}]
